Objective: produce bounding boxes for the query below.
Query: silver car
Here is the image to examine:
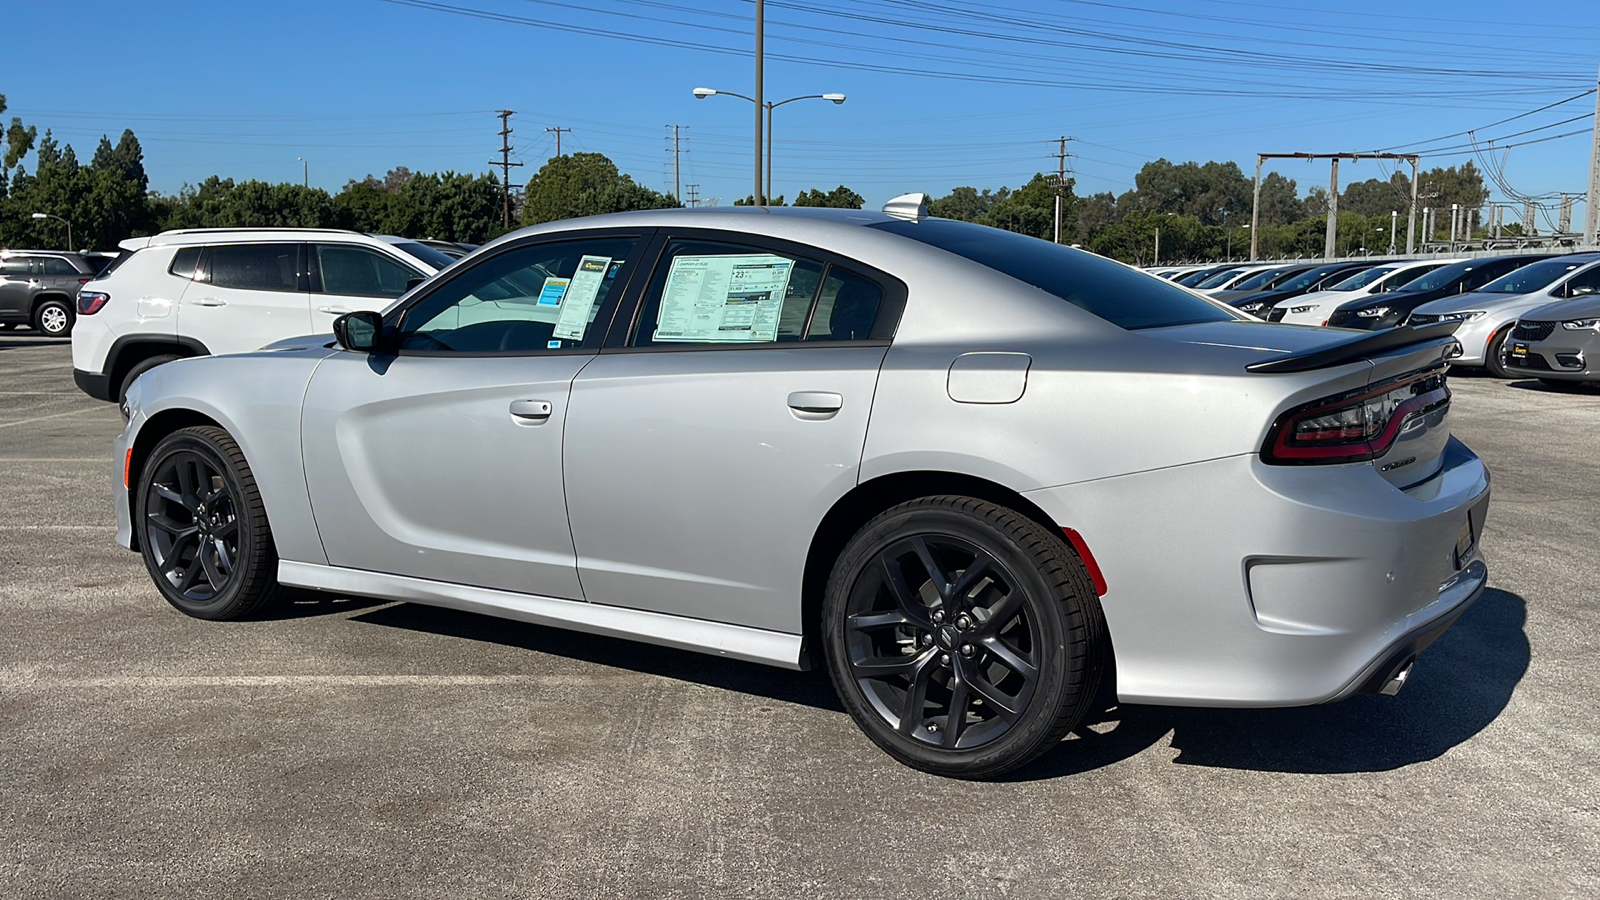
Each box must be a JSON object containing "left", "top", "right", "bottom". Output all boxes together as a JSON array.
[
  {"left": 1500, "top": 296, "right": 1600, "bottom": 385},
  {"left": 112, "top": 201, "right": 1490, "bottom": 779},
  {"left": 1407, "top": 253, "right": 1600, "bottom": 376}
]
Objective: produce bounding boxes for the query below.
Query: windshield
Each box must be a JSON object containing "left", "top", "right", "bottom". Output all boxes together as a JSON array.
[
  {"left": 1230, "top": 267, "right": 1286, "bottom": 291},
  {"left": 1196, "top": 269, "right": 1245, "bottom": 289},
  {"left": 1328, "top": 266, "right": 1396, "bottom": 291},
  {"left": 391, "top": 241, "right": 456, "bottom": 271},
  {"left": 1282, "top": 265, "right": 1353, "bottom": 292},
  {"left": 1176, "top": 269, "right": 1221, "bottom": 286},
  {"left": 1476, "top": 258, "right": 1595, "bottom": 294},
  {"left": 873, "top": 218, "right": 1238, "bottom": 330}
]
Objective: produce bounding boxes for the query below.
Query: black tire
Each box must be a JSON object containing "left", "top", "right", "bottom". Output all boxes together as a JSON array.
[
  {"left": 135, "top": 426, "right": 281, "bottom": 620},
  {"left": 821, "top": 495, "right": 1108, "bottom": 779},
  {"left": 33, "top": 298, "right": 74, "bottom": 337},
  {"left": 1484, "top": 327, "right": 1513, "bottom": 378},
  {"left": 118, "top": 354, "right": 181, "bottom": 405}
]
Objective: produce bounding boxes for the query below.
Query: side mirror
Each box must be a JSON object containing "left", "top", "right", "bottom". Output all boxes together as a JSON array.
[
  {"left": 1572, "top": 285, "right": 1596, "bottom": 296},
  {"left": 333, "top": 311, "right": 383, "bottom": 352}
]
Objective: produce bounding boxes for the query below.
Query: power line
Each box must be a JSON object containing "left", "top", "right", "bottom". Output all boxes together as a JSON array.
[{"left": 1374, "top": 88, "right": 1597, "bottom": 152}]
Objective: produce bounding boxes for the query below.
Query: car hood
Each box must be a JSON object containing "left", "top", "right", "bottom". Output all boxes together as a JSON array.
[
  {"left": 259, "top": 332, "right": 338, "bottom": 352},
  {"left": 1412, "top": 289, "right": 1547, "bottom": 316},
  {"left": 1285, "top": 288, "right": 1364, "bottom": 308},
  {"left": 1523, "top": 295, "right": 1600, "bottom": 322}
]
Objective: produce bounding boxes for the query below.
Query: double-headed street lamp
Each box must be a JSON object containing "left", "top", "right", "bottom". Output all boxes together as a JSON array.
[
  {"left": 694, "top": 88, "right": 845, "bottom": 205},
  {"left": 30, "top": 212, "right": 72, "bottom": 251}
]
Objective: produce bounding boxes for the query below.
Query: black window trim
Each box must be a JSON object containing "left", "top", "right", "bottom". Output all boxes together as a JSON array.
[
  {"left": 601, "top": 226, "right": 908, "bottom": 354},
  {"left": 380, "top": 227, "right": 658, "bottom": 359}
]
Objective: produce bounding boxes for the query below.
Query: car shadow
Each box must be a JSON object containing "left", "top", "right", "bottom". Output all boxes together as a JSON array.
[
  {"left": 1008, "top": 587, "right": 1530, "bottom": 780},
  {"left": 252, "top": 587, "right": 392, "bottom": 621},
  {"left": 1506, "top": 378, "right": 1600, "bottom": 396},
  {"left": 345, "top": 587, "right": 1527, "bottom": 779},
  {"left": 349, "top": 602, "right": 845, "bottom": 712},
  {"left": 0, "top": 336, "right": 70, "bottom": 350}
]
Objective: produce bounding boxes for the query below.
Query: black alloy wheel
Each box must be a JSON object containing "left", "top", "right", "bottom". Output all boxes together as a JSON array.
[
  {"left": 136, "top": 426, "right": 281, "bottom": 619},
  {"left": 823, "top": 496, "right": 1107, "bottom": 779}
]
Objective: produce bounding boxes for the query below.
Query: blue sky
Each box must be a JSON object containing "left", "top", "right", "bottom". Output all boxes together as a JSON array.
[{"left": 5, "top": 0, "right": 1598, "bottom": 227}]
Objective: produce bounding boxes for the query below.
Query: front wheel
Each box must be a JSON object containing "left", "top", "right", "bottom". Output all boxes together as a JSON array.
[
  {"left": 1484, "top": 327, "right": 1513, "bottom": 378},
  {"left": 135, "top": 426, "right": 281, "bottom": 619},
  {"left": 822, "top": 496, "right": 1108, "bottom": 779},
  {"left": 34, "top": 299, "right": 73, "bottom": 337}
]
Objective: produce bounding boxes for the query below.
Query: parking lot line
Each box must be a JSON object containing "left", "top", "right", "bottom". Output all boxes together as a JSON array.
[
  {"left": 0, "top": 408, "right": 107, "bottom": 429},
  {"left": 2, "top": 673, "right": 639, "bottom": 689}
]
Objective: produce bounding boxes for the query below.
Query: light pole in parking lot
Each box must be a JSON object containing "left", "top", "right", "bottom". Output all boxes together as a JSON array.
[
  {"left": 297, "top": 157, "right": 308, "bottom": 188},
  {"left": 693, "top": 88, "right": 846, "bottom": 204},
  {"left": 29, "top": 212, "right": 71, "bottom": 251}
]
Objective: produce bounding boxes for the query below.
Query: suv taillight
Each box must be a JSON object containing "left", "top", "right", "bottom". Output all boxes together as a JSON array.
[
  {"left": 1262, "top": 368, "right": 1450, "bottom": 465},
  {"left": 78, "top": 291, "right": 110, "bottom": 316}
]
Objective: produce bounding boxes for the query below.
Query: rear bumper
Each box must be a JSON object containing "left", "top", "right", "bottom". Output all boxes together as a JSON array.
[
  {"left": 74, "top": 368, "right": 115, "bottom": 402},
  {"left": 1022, "top": 436, "right": 1491, "bottom": 707}
]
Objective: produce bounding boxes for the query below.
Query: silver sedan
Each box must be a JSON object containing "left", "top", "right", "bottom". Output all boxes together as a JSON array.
[{"left": 112, "top": 200, "right": 1490, "bottom": 779}]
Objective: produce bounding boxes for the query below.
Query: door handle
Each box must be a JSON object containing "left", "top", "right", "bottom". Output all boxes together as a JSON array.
[
  {"left": 787, "top": 391, "right": 843, "bottom": 413},
  {"left": 191, "top": 296, "right": 226, "bottom": 307},
  {"left": 318, "top": 305, "right": 353, "bottom": 315},
  {"left": 509, "top": 399, "right": 554, "bottom": 421}
]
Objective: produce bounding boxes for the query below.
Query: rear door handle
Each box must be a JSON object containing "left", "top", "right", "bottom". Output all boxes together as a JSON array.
[
  {"left": 318, "top": 305, "right": 353, "bottom": 315},
  {"left": 787, "top": 391, "right": 843, "bottom": 414},
  {"left": 509, "top": 399, "right": 554, "bottom": 421},
  {"left": 191, "top": 296, "right": 226, "bottom": 307}
]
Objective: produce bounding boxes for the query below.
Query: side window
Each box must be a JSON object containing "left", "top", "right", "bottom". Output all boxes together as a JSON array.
[
  {"left": 41, "top": 257, "right": 79, "bottom": 276},
  {"left": 398, "top": 236, "right": 638, "bottom": 354},
  {"left": 808, "top": 268, "right": 884, "bottom": 342},
  {"left": 1460, "top": 262, "right": 1512, "bottom": 293},
  {"left": 208, "top": 243, "right": 300, "bottom": 292},
  {"left": 0, "top": 258, "right": 28, "bottom": 278},
  {"left": 1560, "top": 266, "right": 1600, "bottom": 297},
  {"left": 315, "top": 244, "right": 419, "bottom": 298},
  {"left": 629, "top": 238, "right": 826, "bottom": 348},
  {"left": 168, "top": 247, "right": 203, "bottom": 280}
]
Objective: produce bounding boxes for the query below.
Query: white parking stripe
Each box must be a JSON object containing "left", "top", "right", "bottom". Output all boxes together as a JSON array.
[
  {"left": 2, "top": 674, "right": 638, "bottom": 689},
  {"left": 0, "top": 408, "right": 107, "bottom": 429}
]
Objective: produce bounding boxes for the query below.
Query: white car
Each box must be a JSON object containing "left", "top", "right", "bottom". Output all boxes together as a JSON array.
[
  {"left": 1271, "top": 259, "right": 1462, "bottom": 326},
  {"left": 71, "top": 228, "right": 453, "bottom": 403}
]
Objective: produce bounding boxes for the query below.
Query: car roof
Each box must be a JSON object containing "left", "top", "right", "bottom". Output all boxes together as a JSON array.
[{"left": 117, "top": 228, "right": 420, "bottom": 252}]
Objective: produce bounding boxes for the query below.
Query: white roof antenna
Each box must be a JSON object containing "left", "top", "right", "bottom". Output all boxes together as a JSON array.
[{"left": 882, "top": 192, "right": 929, "bottom": 222}]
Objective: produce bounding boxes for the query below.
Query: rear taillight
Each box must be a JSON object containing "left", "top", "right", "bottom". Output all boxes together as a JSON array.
[
  {"left": 1263, "top": 368, "right": 1450, "bottom": 465},
  {"left": 78, "top": 290, "right": 110, "bottom": 316}
]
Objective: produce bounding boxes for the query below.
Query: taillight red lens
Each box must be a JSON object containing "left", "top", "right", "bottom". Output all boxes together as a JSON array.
[
  {"left": 78, "top": 290, "right": 110, "bottom": 316},
  {"left": 1263, "top": 368, "right": 1450, "bottom": 464}
]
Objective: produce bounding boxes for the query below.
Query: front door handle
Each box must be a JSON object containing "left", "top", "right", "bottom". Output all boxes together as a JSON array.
[
  {"left": 318, "top": 305, "right": 354, "bottom": 315},
  {"left": 191, "top": 296, "right": 226, "bottom": 307},
  {"left": 509, "top": 399, "right": 554, "bottom": 421},
  {"left": 787, "top": 391, "right": 843, "bottom": 415}
]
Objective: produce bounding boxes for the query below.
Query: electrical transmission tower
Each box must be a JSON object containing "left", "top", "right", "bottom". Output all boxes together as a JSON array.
[
  {"left": 1250, "top": 152, "right": 1420, "bottom": 260},
  {"left": 1051, "top": 136, "right": 1076, "bottom": 244},
  {"left": 666, "top": 125, "right": 687, "bottom": 201},
  {"left": 488, "top": 110, "right": 524, "bottom": 230}
]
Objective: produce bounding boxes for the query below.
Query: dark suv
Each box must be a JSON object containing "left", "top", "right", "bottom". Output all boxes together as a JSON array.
[{"left": 0, "top": 250, "right": 106, "bottom": 336}]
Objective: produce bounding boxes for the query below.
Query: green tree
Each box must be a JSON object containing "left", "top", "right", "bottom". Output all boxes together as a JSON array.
[
  {"left": 1256, "top": 172, "right": 1302, "bottom": 226},
  {"left": 792, "top": 184, "right": 865, "bottom": 209},
  {"left": 976, "top": 173, "right": 1075, "bottom": 242},
  {"left": 522, "top": 153, "right": 677, "bottom": 224},
  {"left": 734, "top": 194, "right": 785, "bottom": 206},
  {"left": 1127, "top": 159, "right": 1252, "bottom": 225},
  {"left": 929, "top": 185, "right": 1007, "bottom": 221}
]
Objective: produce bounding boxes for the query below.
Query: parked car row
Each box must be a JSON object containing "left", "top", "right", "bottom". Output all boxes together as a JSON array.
[
  {"left": 79, "top": 202, "right": 1492, "bottom": 778},
  {"left": 1151, "top": 252, "right": 1600, "bottom": 387}
]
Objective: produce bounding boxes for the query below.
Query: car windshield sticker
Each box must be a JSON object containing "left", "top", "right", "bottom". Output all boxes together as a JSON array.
[
  {"left": 552, "top": 255, "right": 612, "bottom": 341},
  {"left": 653, "top": 254, "right": 794, "bottom": 343},
  {"left": 537, "top": 276, "right": 571, "bottom": 307}
]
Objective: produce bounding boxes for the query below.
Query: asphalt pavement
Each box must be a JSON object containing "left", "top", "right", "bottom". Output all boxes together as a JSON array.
[{"left": 0, "top": 333, "right": 1595, "bottom": 898}]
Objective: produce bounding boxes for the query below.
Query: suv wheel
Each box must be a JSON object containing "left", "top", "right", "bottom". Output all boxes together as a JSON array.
[
  {"left": 822, "top": 496, "right": 1108, "bottom": 779},
  {"left": 33, "top": 298, "right": 73, "bottom": 337}
]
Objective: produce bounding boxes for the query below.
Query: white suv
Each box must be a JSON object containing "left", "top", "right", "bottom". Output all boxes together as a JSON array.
[{"left": 71, "top": 228, "right": 453, "bottom": 402}]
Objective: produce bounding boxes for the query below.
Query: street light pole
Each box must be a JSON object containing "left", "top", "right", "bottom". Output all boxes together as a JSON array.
[
  {"left": 298, "top": 157, "right": 307, "bottom": 188},
  {"left": 754, "top": 0, "right": 763, "bottom": 205},
  {"left": 695, "top": 89, "right": 845, "bottom": 206},
  {"left": 30, "top": 212, "right": 71, "bottom": 251}
]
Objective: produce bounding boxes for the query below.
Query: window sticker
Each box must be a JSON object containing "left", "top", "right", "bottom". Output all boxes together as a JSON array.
[
  {"left": 537, "top": 277, "right": 571, "bottom": 307},
  {"left": 653, "top": 254, "right": 794, "bottom": 343},
  {"left": 551, "top": 255, "right": 613, "bottom": 341}
]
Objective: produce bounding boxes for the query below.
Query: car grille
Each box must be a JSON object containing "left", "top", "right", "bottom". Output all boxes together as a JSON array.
[
  {"left": 1513, "top": 320, "right": 1556, "bottom": 341},
  {"left": 1265, "top": 306, "right": 1288, "bottom": 322},
  {"left": 1408, "top": 313, "right": 1441, "bottom": 326},
  {"left": 1511, "top": 352, "right": 1553, "bottom": 371},
  {"left": 1326, "top": 309, "right": 1355, "bottom": 328}
]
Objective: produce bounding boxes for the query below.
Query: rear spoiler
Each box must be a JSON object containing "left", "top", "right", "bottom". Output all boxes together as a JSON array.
[{"left": 1246, "top": 322, "right": 1460, "bottom": 374}]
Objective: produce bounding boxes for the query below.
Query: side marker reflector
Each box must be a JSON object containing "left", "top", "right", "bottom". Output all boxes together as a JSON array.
[
  {"left": 123, "top": 448, "right": 133, "bottom": 489},
  {"left": 1061, "top": 527, "right": 1108, "bottom": 597}
]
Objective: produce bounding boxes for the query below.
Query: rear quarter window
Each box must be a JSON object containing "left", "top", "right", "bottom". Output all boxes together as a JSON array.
[{"left": 871, "top": 218, "right": 1238, "bottom": 330}]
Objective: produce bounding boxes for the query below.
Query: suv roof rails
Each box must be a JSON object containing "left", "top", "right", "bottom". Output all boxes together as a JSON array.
[{"left": 158, "top": 227, "right": 363, "bottom": 236}]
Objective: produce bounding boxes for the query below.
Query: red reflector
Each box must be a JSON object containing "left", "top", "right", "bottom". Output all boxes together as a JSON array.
[
  {"left": 1061, "top": 527, "right": 1108, "bottom": 597},
  {"left": 123, "top": 448, "right": 133, "bottom": 489}
]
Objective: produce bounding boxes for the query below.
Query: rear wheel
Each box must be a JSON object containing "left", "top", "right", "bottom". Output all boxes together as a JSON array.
[
  {"left": 1483, "top": 327, "right": 1513, "bottom": 378},
  {"left": 822, "top": 496, "right": 1107, "bottom": 779},
  {"left": 135, "top": 426, "right": 281, "bottom": 620},
  {"left": 33, "top": 298, "right": 73, "bottom": 337}
]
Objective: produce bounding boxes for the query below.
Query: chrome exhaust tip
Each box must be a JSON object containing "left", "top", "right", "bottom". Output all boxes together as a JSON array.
[{"left": 1379, "top": 658, "right": 1415, "bottom": 696}]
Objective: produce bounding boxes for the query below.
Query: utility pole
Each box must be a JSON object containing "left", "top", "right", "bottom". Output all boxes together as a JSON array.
[
  {"left": 1324, "top": 157, "right": 1340, "bottom": 259},
  {"left": 488, "top": 110, "right": 524, "bottom": 230},
  {"left": 1449, "top": 203, "right": 1460, "bottom": 245},
  {"left": 754, "top": 0, "right": 765, "bottom": 204},
  {"left": 1250, "top": 155, "right": 1263, "bottom": 260},
  {"left": 1406, "top": 157, "right": 1419, "bottom": 254},
  {"left": 685, "top": 184, "right": 700, "bottom": 208},
  {"left": 545, "top": 126, "right": 571, "bottom": 158},
  {"left": 1051, "top": 136, "right": 1075, "bottom": 243},
  {"left": 1525, "top": 199, "right": 1538, "bottom": 236},
  {"left": 666, "top": 125, "right": 685, "bottom": 201},
  {"left": 1585, "top": 64, "right": 1600, "bottom": 246},
  {"left": 1250, "top": 152, "right": 1418, "bottom": 260},
  {"left": 1390, "top": 209, "right": 1398, "bottom": 254},
  {"left": 1560, "top": 194, "right": 1573, "bottom": 233}
]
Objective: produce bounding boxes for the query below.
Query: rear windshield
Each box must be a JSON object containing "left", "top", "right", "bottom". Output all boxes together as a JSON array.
[
  {"left": 390, "top": 241, "right": 456, "bottom": 271},
  {"left": 91, "top": 249, "right": 137, "bottom": 280},
  {"left": 1476, "top": 257, "right": 1596, "bottom": 294},
  {"left": 872, "top": 218, "right": 1237, "bottom": 330}
]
